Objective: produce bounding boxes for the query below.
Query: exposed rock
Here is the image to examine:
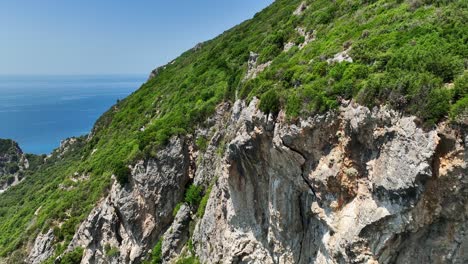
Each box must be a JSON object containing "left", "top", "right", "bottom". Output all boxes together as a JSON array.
[
  {"left": 161, "top": 204, "right": 191, "bottom": 263},
  {"left": 192, "top": 42, "right": 203, "bottom": 52},
  {"left": 293, "top": 1, "right": 308, "bottom": 16},
  {"left": 244, "top": 52, "right": 272, "bottom": 80},
  {"left": 48, "top": 136, "right": 84, "bottom": 160},
  {"left": 64, "top": 137, "right": 191, "bottom": 264},
  {"left": 26, "top": 229, "right": 55, "bottom": 264},
  {"left": 296, "top": 27, "right": 315, "bottom": 49},
  {"left": 328, "top": 47, "right": 353, "bottom": 63},
  {"left": 190, "top": 100, "right": 467, "bottom": 263},
  {"left": 55, "top": 99, "right": 467, "bottom": 264},
  {"left": 148, "top": 67, "right": 161, "bottom": 81},
  {"left": 283, "top": 42, "right": 295, "bottom": 52}
]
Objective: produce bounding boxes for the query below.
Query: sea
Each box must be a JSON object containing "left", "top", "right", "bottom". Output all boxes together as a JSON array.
[{"left": 0, "top": 75, "right": 146, "bottom": 154}]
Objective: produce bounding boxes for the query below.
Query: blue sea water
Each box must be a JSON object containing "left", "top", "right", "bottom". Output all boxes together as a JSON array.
[{"left": 0, "top": 75, "right": 146, "bottom": 154}]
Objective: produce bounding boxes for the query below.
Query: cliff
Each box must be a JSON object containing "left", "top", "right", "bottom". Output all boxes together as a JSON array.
[
  {"left": 46, "top": 100, "right": 465, "bottom": 264},
  {"left": 0, "top": 0, "right": 467, "bottom": 263}
]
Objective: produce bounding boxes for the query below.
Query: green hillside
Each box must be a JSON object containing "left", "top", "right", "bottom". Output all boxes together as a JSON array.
[{"left": 0, "top": 0, "right": 466, "bottom": 261}]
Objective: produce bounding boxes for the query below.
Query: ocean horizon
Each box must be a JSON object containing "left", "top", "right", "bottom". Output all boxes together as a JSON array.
[{"left": 0, "top": 74, "right": 146, "bottom": 154}]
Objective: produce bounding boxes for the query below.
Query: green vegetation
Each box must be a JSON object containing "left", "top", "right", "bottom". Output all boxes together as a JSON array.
[
  {"left": 146, "top": 238, "right": 163, "bottom": 264},
  {"left": 173, "top": 202, "right": 183, "bottom": 216},
  {"left": 196, "top": 185, "right": 212, "bottom": 218},
  {"left": 259, "top": 89, "right": 281, "bottom": 116},
  {"left": 104, "top": 244, "right": 120, "bottom": 258},
  {"left": 0, "top": 138, "right": 109, "bottom": 258},
  {"left": 0, "top": 139, "right": 17, "bottom": 154},
  {"left": 450, "top": 74, "right": 468, "bottom": 120},
  {"left": 175, "top": 256, "right": 201, "bottom": 264},
  {"left": 0, "top": 139, "right": 45, "bottom": 189},
  {"left": 58, "top": 247, "right": 84, "bottom": 264},
  {"left": 184, "top": 184, "right": 203, "bottom": 207},
  {"left": 114, "top": 161, "right": 131, "bottom": 186},
  {"left": 195, "top": 136, "right": 208, "bottom": 152},
  {"left": 0, "top": 0, "right": 466, "bottom": 260}
]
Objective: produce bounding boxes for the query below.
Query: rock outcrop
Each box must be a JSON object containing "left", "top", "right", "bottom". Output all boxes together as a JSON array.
[
  {"left": 190, "top": 100, "right": 467, "bottom": 263},
  {"left": 63, "top": 137, "right": 191, "bottom": 263},
  {"left": 26, "top": 229, "right": 55, "bottom": 264},
  {"left": 39, "top": 99, "right": 466, "bottom": 264},
  {"left": 244, "top": 52, "right": 272, "bottom": 80}
]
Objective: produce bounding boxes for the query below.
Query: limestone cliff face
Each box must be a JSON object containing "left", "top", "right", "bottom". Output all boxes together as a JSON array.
[
  {"left": 192, "top": 100, "right": 467, "bottom": 264},
  {"left": 32, "top": 100, "right": 466, "bottom": 264}
]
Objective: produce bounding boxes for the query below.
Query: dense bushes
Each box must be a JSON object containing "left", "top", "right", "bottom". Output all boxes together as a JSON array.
[
  {"left": 259, "top": 89, "right": 281, "bottom": 116},
  {"left": 450, "top": 73, "right": 468, "bottom": 120},
  {"left": 175, "top": 256, "right": 201, "bottom": 264},
  {"left": 184, "top": 185, "right": 203, "bottom": 207},
  {"left": 450, "top": 97, "right": 468, "bottom": 120},
  {"left": 146, "top": 238, "right": 163, "bottom": 264},
  {"left": 58, "top": 247, "right": 84, "bottom": 264},
  {"left": 114, "top": 162, "right": 131, "bottom": 186},
  {"left": 196, "top": 186, "right": 212, "bottom": 218}
]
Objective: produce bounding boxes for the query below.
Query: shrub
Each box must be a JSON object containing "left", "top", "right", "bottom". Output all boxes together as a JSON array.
[
  {"left": 114, "top": 162, "right": 131, "bottom": 186},
  {"left": 196, "top": 186, "right": 212, "bottom": 218},
  {"left": 450, "top": 96, "right": 468, "bottom": 121},
  {"left": 195, "top": 136, "right": 208, "bottom": 152},
  {"left": 173, "top": 202, "right": 182, "bottom": 217},
  {"left": 149, "top": 238, "right": 163, "bottom": 264},
  {"left": 184, "top": 185, "right": 203, "bottom": 207},
  {"left": 259, "top": 89, "right": 281, "bottom": 116},
  {"left": 419, "top": 88, "right": 451, "bottom": 124},
  {"left": 176, "top": 256, "right": 200, "bottom": 264},
  {"left": 286, "top": 91, "right": 301, "bottom": 119},
  {"left": 453, "top": 74, "right": 467, "bottom": 101},
  {"left": 59, "top": 247, "right": 84, "bottom": 264},
  {"left": 104, "top": 244, "right": 120, "bottom": 258}
]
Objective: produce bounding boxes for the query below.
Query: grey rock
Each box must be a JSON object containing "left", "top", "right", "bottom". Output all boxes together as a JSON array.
[
  {"left": 244, "top": 52, "right": 271, "bottom": 80},
  {"left": 26, "top": 229, "right": 55, "bottom": 264},
  {"left": 48, "top": 100, "right": 467, "bottom": 264},
  {"left": 161, "top": 204, "right": 191, "bottom": 263},
  {"left": 293, "top": 1, "right": 308, "bottom": 16},
  {"left": 64, "top": 137, "right": 191, "bottom": 264},
  {"left": 191, "top": 101, "right": 467, "bottom": 264}
]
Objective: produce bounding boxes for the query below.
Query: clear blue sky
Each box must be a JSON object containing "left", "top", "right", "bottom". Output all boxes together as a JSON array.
[{"left": 0, "top": 0, "right": 273, "bottom": 75}]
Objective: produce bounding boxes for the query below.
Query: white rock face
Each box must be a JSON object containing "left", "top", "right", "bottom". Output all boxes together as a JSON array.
[
  {"left": 26, "top": 229, "right": 55, "bottom": 264},
  {"left": 190, "top": 100, "right": 467, "bottom": 263},
  {"left": 40, "top": 100, "right": 466, "bottom": 264}
]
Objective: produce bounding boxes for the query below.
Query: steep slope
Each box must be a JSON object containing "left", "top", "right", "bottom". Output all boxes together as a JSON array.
[{"left": 0, "top": 0, "right": 467, "bottom": 263}]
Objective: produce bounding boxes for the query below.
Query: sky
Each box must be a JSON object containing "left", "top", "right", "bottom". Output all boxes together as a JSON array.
[{"left": 0, "top": 0, "right": 274, "bottom": 75}]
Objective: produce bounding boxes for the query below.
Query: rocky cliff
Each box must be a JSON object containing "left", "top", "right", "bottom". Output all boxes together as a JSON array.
[
  {"left": 34, "top": 99, "right": 466, "bottom": 264},
  {"left": 4, "top": 0, "right": 466, "bottom": 263}
]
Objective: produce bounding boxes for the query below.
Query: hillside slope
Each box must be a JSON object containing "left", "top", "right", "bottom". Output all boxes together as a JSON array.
[{"left": 0, "top": 0, "right": 467, "bottom": 263}]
